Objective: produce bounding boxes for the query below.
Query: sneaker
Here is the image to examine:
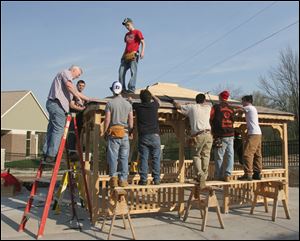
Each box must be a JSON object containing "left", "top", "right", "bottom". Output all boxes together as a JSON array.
[
  {"left": 237, "top": 175, "right": 252, "bottom": 181},
  {"left": 153, "top": 180, "right": 160, "bottom": 185},
  {"left": 252, "top": 172, "right": 262, "bottom": 180},
  {"left": 138, "top": 180, "right": 147, "bottom": 186},
  {"left": 118, "top": 180, "right": 129, "bottom": 187},
  {"left": 109, "top": 176, "right": 118, "bottom": 188}
]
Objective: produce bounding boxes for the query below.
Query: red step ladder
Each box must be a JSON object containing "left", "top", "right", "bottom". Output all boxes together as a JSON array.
[{"left": 18, "top": 114, "right": 92, "bottom": 239}]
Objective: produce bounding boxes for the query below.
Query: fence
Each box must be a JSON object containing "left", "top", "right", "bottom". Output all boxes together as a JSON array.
[
  {"left": 163, "top": 139, "right": 299, "bottom": 167},
  {"left": 3, "top": 140, "right": 299, "bottom": 169}
]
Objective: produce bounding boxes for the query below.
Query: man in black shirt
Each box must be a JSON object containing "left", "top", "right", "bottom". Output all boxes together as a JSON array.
[{"left": 133, "top": 89, "right": 161, "bottom": 185}]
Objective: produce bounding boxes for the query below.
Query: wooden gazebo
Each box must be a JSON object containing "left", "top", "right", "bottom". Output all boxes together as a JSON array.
[{"left": 81, "top": 82, "right": 294, "bottom": 224}]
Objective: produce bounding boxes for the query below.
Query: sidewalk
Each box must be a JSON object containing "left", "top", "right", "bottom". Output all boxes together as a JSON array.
[{"left": 1, "top": 187, "right": 299, "bottom": 240}]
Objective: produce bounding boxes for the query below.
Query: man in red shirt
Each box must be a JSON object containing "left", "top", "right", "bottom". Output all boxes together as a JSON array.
[{"left": 119, "top": 18, "right": 145, "bottom": 93}]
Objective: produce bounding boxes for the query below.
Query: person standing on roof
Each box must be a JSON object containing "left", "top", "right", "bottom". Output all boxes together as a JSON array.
[{"left": 119, "top": 17, "right": 145, "bottom": 94}]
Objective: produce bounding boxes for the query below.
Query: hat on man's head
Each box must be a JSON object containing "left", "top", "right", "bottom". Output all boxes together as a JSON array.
[
  {"left": 219, "top": 90, "right": 230, "bottom": 101},
  {"left": 110, "top": 81, "right": 122, "bottom": 95},
  {"left": 122, "top": 17, "right": 133, "bottom": 25}
]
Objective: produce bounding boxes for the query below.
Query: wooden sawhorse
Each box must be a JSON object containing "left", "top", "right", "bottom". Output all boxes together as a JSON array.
[
  {"left": 183, "top": 186, "right": 225, "bottom": 231},
  {"left": 101, "top": 189, "right": 136, "bottom": 240},
  {"left": 251, "top": 181, "right": 291, "bottom": 221}
]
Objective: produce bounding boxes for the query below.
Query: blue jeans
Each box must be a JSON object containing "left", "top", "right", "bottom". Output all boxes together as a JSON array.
[
  {"left": 118, "top": 58, "right": 138, "bottom": 92},
  {"left": 43, "top": 99, "right": 67, "bottom": 157},
  {"left": 107, "top": 135, "right": 129, "bottom": 181},
  {"left": 214, "top": 136, "right": 234, "bottom": 178},
  {"left": 138, "top": 134, "right": 161, "bottom": 182}
]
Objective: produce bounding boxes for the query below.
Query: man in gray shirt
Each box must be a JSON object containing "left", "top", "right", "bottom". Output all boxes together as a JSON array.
[
  {"left": 42, "top": 65, "right": 90, "bottom": 164},
  {"left": 174, "top": 93, "right": 213, "bottom": 189},
  {"left": 104, "top": 81, "right": 133, "bottom": 188}
]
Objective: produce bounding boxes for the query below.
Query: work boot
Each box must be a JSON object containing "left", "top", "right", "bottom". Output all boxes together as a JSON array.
[
  {"left": 153, "top": 180, "right": 160, "bottom": 185},
  {"left": 109, "top": 176, "right": 118, "bottom": 189},
  {"left": 199, "top": 179, "right": 206, "bottom": 190},
  {"left": 237, "top": 174, "right": 252, "bottom": 181},
  {"left": 252, "top": 172, "right": 262, "bottom": 180},
  {"left": 224, "top": 175, "right": 231, "bottom": 182},
  {"left": 118, "top": 180, "right": 129, "bottom": 187}
]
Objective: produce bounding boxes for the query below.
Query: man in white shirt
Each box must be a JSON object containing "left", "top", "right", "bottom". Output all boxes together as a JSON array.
[
  {"left": 237, "top": 95, "right": 262, "bottom": 181},
  {"left": 174, "top": 93, "right": 213, "bottom": 189}
]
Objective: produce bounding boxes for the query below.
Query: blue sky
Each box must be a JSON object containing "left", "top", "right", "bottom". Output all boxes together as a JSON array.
[{"left": 1, "top": 1, "right": 299, "bottom": 108}]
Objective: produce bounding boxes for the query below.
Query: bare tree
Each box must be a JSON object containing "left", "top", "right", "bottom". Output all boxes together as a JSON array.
[
  {"left": 259, "top": 47, "right": 299, "bottom": 138},
  {"left": 251, "top": 90, "right": 271, "bottom": 107},
  {"left": 212, "top": 83, "right": 244, "bottom": 100}
]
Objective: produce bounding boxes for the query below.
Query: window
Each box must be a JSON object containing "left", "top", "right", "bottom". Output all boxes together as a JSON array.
[{"left": 26, "top": 131, "right": 31, "bottom": 157}]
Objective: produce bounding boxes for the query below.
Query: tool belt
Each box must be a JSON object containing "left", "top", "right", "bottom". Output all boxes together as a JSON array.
[
  {"left": 191, "top": 129, "right": 211, "bottom": 138},
  {"left": 187, "top": 129, "right": 211, "bottom": 146},
  {"left": 123, "top": 51, "right": 137, "bottom": 62},
  {"left": 108, "top": 125, "right": 126, "bottom": 139}
]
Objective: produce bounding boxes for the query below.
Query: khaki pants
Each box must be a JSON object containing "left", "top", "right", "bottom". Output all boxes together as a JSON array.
[
  {"left": 243, "top": 134, "right": 262, "bottom": 176},
  {"left": 193, "top": 133, "right": 213, "bottom": 181}
]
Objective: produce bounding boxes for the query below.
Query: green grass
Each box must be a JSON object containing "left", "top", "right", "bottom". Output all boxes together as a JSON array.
[{"left": 5, "top": 159, "right": 41, "bottom": 169}]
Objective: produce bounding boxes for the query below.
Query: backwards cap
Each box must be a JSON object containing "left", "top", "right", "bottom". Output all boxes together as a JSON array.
[{"left": 110, "top": 81, "right": 122, "bottom": 95}]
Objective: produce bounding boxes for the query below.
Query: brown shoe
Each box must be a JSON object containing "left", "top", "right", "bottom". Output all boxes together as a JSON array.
[
  {"left": 118, "top": 180, "right": 129, "bottom": 187},
  {"left": 109, "top": 176, "right": 118, "bottom": 188}
]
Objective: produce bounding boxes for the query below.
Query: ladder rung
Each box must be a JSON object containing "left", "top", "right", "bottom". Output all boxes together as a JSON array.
[
  {"left": 36, "top": 177, "right": 52, "bottom": 183},
  {"left": 24, "top": 212, "right": 40, "bottom": 221}
]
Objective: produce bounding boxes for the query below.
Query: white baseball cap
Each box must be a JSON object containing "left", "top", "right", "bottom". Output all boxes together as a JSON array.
[{"left": 110, "top": 81, "right": 122, "bottom": 94}]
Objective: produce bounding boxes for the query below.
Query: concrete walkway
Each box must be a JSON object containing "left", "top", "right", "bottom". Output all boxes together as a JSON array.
[{"left": 1, "top": 187, "right": 299, "bottom": 240}]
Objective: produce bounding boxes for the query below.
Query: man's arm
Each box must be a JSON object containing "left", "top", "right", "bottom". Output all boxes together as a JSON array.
[
  {"left": 140, "top": 39, "right": 145, "bottom": 59},
  {"left": 104, "top": 111, "right": 111, "bottom": 134},
  {"left": 65, "top": 81, "right": 82, "bottom": 102},
  {"left": 69, "top": 100, "right": 86, "bottom": 112},
  {"left": 128, "top": 111, "right": 134, "bottom": 139},
  {"left": 173, "top": 101, "right": 182, "bottom": 110},
  {"left": 151, "top": 93, "right": 161, "bottom": 107},
  {"left": 77, "top": 92, "right": 90, "bottom": 102}
]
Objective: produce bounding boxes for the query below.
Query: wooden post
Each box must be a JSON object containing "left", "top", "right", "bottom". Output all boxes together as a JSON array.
[
  {"left": 177, "top": 120, "right": 185, "bottom": 217},
  {"left": 81, "top": 113, "right": 91, "bottom": 212},
  {"left": 282, "top": 123, "right": 289, "bottom": 205},
  {"left": 92, "top": 112, "right": 101, "bottom": 224}
]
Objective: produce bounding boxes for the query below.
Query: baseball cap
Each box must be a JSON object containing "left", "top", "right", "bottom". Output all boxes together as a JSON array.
[
  {"left": 219, "top": 90, "right": 230, "bottom": 101},
  {"left": 110, "top": 81, "right": 122, "bottom": 95},
  {"left": 122, "top": 17, "right": 133, "bottom": 25}
]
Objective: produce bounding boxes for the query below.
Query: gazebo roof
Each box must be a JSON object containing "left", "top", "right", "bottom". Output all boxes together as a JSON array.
[{"left": 85, "top": 82, "right": 294, "bottom": 122}]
